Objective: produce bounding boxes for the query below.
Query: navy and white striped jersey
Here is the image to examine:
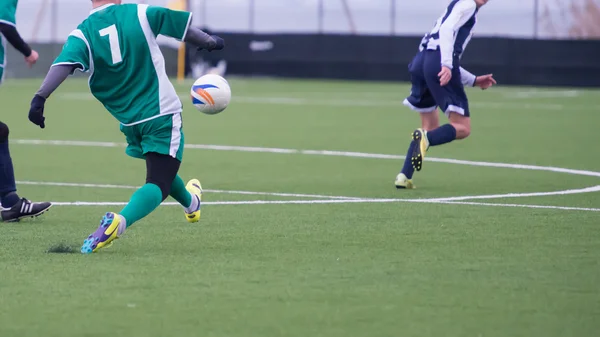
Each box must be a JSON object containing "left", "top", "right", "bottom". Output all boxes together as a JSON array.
[{"left": 419, "top": 0, "right": 479, "bottom": 69}]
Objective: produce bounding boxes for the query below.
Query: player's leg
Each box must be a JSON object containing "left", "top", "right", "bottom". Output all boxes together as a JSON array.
[
  {"left": 397, "top": 52, "right": 437, "bottom": 188},
  {"left": 403, "top": 110, "right": 441, "bottom": 177},
  {"left": 161, "top": 114, "right": 202, "bottom": 222},
  {"left": 118, "top": 124, "right": 172, "bottom": 229},
  {"left": 80, "top": 122, "right": 146, "bottom": 252},
  {"left": 81, "top": 114, "right": 191, "bottom": 253},
  {"left": 169, "top": 175, "right": 202, "bottom": 223},
  {"left": 422, "top": 82, "right": 471, "bottom": 148},
  {"left": 420, "top": 110, "right": 440, "bottom": 131},
  {"left": 170, "top": 175, "right": 191, "bottom": 208},
  {"left": 447, "top": 111, "right": 471, "bottom": 139},
  {"left": 0, "top": 122, "right": 18, "bottom": 208},
  {"left": 122, "top": 152, "right": 181, "bottom": 224},
  {"left": 0, "top": 121, "right": 51, "bottom": 222},
  {"left": 412, "top": 51, "right": 471, "bottom": 171},
  {"left": 81, "top": 152, "right": 180, "bottom": 254},
  {"left": 123, "top": 114, "right": 188, "bottom": 225}
]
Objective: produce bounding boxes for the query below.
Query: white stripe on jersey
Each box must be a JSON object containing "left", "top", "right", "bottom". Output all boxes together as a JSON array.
[
  {"left": 460, "top": 67, "right": 476, "bottom": 87},
  {"left": 137, "top": 5, "right": 183, "bottom": 120},
  {"left": 422, "top": 0, "right": 477, "bottom": 69}
]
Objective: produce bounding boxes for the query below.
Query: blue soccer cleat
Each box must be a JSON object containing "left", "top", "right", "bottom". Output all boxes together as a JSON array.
[{"left": 81, "top": 212, "right": 122, "bottom": 254}]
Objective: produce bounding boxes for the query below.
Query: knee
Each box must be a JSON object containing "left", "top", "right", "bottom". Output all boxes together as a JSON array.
[
  {"left": 0, "top": 122, "right": 8, "bottom": 142},
  {"left": 145, "top": 152, "right": 180, "bottom": 201},
  {"left": 146, "top": 176, "right": 172, "bottom": 201},
  {"left": 448, "top": 112, "right": 470, "bottom": 139},
  {"left": 451, "top": 123, "right": 471, "bottom": 139}
]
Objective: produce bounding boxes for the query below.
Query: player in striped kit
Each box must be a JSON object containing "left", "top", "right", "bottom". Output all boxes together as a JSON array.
[{"left": 395, "top": 0, "right": 496, "bottom": 189}]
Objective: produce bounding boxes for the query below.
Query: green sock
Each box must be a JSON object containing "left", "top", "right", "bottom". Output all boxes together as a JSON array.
[
  {"left": 120, "top": 183, "right": 163, "bottom": 227},
  {"left": 170, "top": 175, "right": 192, "bottom": 208}
]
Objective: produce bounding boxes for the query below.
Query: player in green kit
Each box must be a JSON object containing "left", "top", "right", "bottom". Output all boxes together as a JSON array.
[
  {"left": 0, "top": 0, "right": 39, "bottom": 81},
  {"left": 28, "top": 0, "right": 224, "bottom": 253}
]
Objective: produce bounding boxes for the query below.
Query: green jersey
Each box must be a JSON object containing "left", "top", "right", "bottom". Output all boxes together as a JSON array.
[
  {"left": 0, "top": 0, "right": 17, "bottom": 27},
  {"left": 53, "top": 3, "right": 192, "bottom": 126},
  {"left": 0, "top": 0, "right": 18, "bottom": 70}
]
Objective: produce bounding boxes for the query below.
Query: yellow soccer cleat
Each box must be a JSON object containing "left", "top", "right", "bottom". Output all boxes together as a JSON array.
[
  {"left": 81, "top": 212, "right": 122, "bottom": 254},
  {"left": 395, "top": 173, "right": 415, "bottom": 189},
  {"left": 185, "top": 179, "right": 203, "bottom": 223},
  {"left": 411, "top": 128, "right": 430, "bottom": 171}
]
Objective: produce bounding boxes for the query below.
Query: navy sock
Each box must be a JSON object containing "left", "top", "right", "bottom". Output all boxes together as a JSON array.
[
  {"left": 401, "top": 141, "right": 417, "bottom": 179},
  {"left": 0, "top": 140, "right": 18, "bottom": 207},
  {"left": 1, "top": 192, "right": 20, "bottom": 208},
  {"left": 427, "top": 124, "right": 457, "bottom": 146}
]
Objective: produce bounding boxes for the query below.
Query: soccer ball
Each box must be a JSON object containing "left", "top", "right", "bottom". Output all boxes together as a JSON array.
[{"left": 190, "top": 74, "right": 231, "bottom": 115}]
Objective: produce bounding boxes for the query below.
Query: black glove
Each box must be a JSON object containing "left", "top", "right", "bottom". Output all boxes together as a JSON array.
[
  {"left": 29, "top": 94, "right": 46, "bottom": 129},
  {"left": 206, "top": 35, "right": 224, "bottom": 52}
]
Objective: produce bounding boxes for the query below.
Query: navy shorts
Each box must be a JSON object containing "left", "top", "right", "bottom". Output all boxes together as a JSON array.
[{"left": 403, "top": 50, "right": 470, "bottom": 117}]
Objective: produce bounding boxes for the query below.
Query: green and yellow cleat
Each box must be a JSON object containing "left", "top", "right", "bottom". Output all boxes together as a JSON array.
[
  {"left": 395, "top": 173, "right": 415, "bottom": 189},
  {"left": 185, "top": 179, "right": 203, "bottom": 223},
  {"left": 411, "top": 128, "right": 430, "bottom": 171}
]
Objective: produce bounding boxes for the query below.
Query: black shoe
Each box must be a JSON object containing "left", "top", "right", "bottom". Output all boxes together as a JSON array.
[{"left": 1, "top": 198, "right": 52, "bottom": 222}]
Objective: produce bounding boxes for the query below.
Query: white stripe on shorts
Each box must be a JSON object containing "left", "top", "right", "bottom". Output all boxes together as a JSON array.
[
  {"left": 446, "top": 104, "right": 466, "bottom": 116},
  {"left": 170, "top": 113, "right": 182, "bottom": 158},
  {"left": 402, "top": 99, "right": 437, "bottom": 113}
]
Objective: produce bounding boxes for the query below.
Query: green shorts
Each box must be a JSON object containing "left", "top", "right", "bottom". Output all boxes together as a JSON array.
[
  {"left": 120, "top": 113, "right": 185, "bottom": 161},
  {"left": 0, "top": 35, "right": 5, "bottom": 84}
]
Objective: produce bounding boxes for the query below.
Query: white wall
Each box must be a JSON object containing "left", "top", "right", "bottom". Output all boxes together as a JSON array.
[
  {"left": 198, "top": 0, "right": 538, "bottom": 37},
  {"left": 12, "top": 0, "right": 599, "bottom": 42}
]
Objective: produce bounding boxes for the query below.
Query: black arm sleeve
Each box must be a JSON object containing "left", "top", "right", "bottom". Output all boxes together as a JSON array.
[
  {"left": 183, "top": 26, "right": 216, "bottom": 50},
  {"left": 0, "top": 23, "right": 32, "bottom": 57},
  {"left": 36, "top": 64, "right": 76, "bottom": 99}
]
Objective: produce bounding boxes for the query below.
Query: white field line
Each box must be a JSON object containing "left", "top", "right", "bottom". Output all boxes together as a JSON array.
[
  {"left": 58, "top": 93, "right": 569, "bottom": 110},
  {"left": 20, "top": 180, "right": 600, "bottom": 212},
  {"left": 14, "top": 139, "right": 600, "bottom": 178},
  {"left": 503, "top": 90, "right": 581, "bottom": 99},
  {"left": 426, "top": 201, "right": 600, "bottom": 212},
  {"left": 201, "top": 189, "right": 363, "bottom": 200},
  {"left": 170, "top": 88, "right": 587, "bottom": 98},
  {"left": 428, "top": 185, "right": 600, "bottom": 202},
  {"left": 49, "top": 200, "right": 384, "bottom": 206},
  {"left": 46, "top": 199, "right": 600, "bottom": 212},
  {"left": 16, "top": 181, "right": 361, "bottom": 200},
  {"left": 231, "top": 96, "right": 568, "bottom": 111},
  {"left": 21, "top": 180, "right": 600, "bottom": 203}
]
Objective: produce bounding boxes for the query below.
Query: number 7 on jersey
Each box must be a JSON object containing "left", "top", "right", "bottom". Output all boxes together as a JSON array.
[{"left": 99, "top": 25, "right": 123, "bottom": 65}]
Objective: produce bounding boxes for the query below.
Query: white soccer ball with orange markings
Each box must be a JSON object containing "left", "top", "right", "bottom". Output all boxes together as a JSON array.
[{"left": 190, "top": 74, "right": 231, "bottom": 115}]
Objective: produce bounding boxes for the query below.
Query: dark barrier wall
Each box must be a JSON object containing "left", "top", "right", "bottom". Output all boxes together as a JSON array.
[
  {"left": 190, "top": 33, "right": 600, "bottom": 87},
  {"left": 5, "top": 36, "right": 598, "bottom": 88}
]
